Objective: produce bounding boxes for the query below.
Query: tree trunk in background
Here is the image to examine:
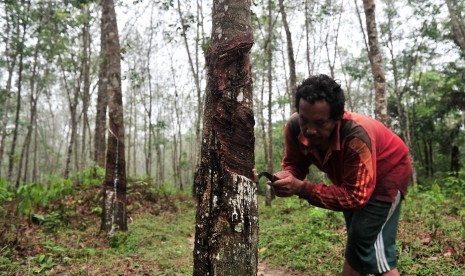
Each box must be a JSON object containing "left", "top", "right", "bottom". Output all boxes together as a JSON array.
[
  {"left": 176, "top": 0, "right": 204, "bottom": 195},
  {"left": 385, "top": 7, "right": 418, "bottom": 185},
  {"left": 171, "top": 62, "right": 184, "bottom": 190},
  {"left": 94, "top": 5, "right": 109, "bottom": 169},
  {"left": 193, "top": 0, "right": 257, "bottom": 274},
  {"left": 17, "top": 39, "right": 40, "bottom": 186},
  {"left": 446, "top": 0, "right": 465, "bottom": 56},
  {"left": 143, "top": 15, "right": 154, "bottom": 179},
  {"left": 304, "top": 0, "right": 312, "bottom": 77},
  {"left": 9, "top": 1, "right": 29, "bottom": 185},
  {"left": 59, "top": 52, "right": 80, "bottom": 180},
  {"left": 100, "top": 0, "right": 127, "bottom": 233},
  {"left": 259, "top": 78, "right": 270, "bottom": 186},
  {"left": 278, "top": 0, "right": 297, "bottom": 114},
  {"left": 265, "top": 0, "right": 275, "bottom": 207},
  {"left": 363, "top": 0, "right": 388, "bottom": 125},
  {"left": 81, "top": 4, "right": 92, "bottom": 171},
  {"left": 0, "top": 2, "right": 18, "bottom": 179}
]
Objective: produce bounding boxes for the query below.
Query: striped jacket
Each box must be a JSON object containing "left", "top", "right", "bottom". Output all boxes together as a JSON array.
[{"left": 282, "top": 111, "right": 412, "bottom": 211}]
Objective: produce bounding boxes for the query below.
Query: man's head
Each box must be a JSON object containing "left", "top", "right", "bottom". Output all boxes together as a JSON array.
[
  {"left": 295, "top": 74, "right": 345, "bottom": 120},
  {"left": 295, "top": 75, "right": 345, "bottom": 146}
]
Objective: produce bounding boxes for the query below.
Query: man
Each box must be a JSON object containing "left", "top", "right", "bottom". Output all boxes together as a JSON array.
[{"left": 269, "top": 74, "right": 411, "bottom": 276}]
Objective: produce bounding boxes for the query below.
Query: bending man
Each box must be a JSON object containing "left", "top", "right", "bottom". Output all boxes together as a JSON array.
[{"left": 269, "top": 74, "right": 411, "bottom": 276}]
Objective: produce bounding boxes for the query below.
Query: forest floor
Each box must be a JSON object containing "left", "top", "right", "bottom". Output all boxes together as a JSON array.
[{"left": 1, "top": 180, "right": 464, "bottom": 275}]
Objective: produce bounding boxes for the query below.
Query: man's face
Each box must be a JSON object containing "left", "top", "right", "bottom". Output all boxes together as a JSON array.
[{"left": 298, "top": 99, "right": 337, "bottom": 146}]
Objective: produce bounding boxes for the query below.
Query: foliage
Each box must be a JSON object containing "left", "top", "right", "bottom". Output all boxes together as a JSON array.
[
  {"left": 0, "top": 179, "right": 13, "bottom": 215},
  {"left": 259, "top": 197, "right": 346, "bottom": 273},
  {"left": 0, "top": 178, "right": 196, "bottom": 275},
  {"left": 74, "top": 165, "right": 105, "bottom": 187},
  {"left": 1, "top": 174, "right": 464, "bottom": 275},
  {"left": 259, "top": 182, "right": 465, "bottom": 275},
  {"left": 16, "top": 178, "right": 73, "bottom": 217}
]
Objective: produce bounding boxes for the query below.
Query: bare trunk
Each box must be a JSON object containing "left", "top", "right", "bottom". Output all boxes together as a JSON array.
[
  {"left": 59, "top": 52, "right": 80, "bottom": 180},
  {"left": 100, "top": 0, "right": 127, "bottom": 233},
  {"left": 193, "top": 0, "right": 257, "bottom": 274},
  {"left": 155, "top": 122, "right": 164, "bottom": 187},
  {"left": 170, "top": 60, "right": 184, "bottom": 190},
  {"left": 144, "top": 12, "right": 155, "bottom": 179},
  {"left": 278, "top": 0, "right": 297, "bottom": 114},
  {"left": 259, "top": 78, "right": 272, "bottom": 206},
  {"left": 8, "top": 9, "right": 28, "bottom": 185},
  {"left": 0, "top": 3, "right": 18, "bottom": 179},
  {"left": 176, "top": 0, "right": 203, "bottom": 167},
  {"left": 94, "top": 6, "right": 109, "bottom": 168},
  {"left": 385, "top": 10, "right": 418, "bottom": 185},
  {"left": 304, "top": 0, "right": 312, "bottom": 76},
  {"left": 17, "top": 40, "right": 40, "bottom": 186},
  {"left": 446, "top": 0, "right": 465, "bottom": 55},
  {"left": 265, "top": 0, "right": 275, "bottom": 207},
  {"left": 363, "top": 0, "right": 388, "bottom": 125},
  {"left": 81, "top": 5, "right": 92, "bottom": 170}
]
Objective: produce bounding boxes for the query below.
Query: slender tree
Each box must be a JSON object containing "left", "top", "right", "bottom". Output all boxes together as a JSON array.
[
  {"left": 265, "top": 0, "right": 275, "bottom": 207},
  {"left": 0, "top": 1, "right": 19, "bottom": 179},
  {"left": 94, "top": 2, "right": 109, "bottom": 169},
  {"left": 100, "top": 0, "right": 127, "bottom": 233},
  {"left": 445, "top": 0, "right": 465, "bottom": 56},
  {"left": 363, "top": 0, "right": 388, "bottom": 125},
  {"left": 278, "top": 0, "right": 297, "bottom": 114},
  {"left": 8, "top": 0, "right": 30, "bottom": 185},
  {"left": 80, "top": 3, "right": 92, "bottom": 171},
  {"left": 193, "top": 0, "right": 258, "bottom": 274}
]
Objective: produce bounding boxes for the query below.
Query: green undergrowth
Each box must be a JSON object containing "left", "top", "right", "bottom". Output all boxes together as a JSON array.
[
  {"left": 1, "top": 172, "right": 464, "bottom": 275},
  {"left": 258, "top": 197, "right": 346, "bottom": 274},
  {"left": 259, "top": 179, "right": 465, "bottom": 275},
  {"left": 0, "top": 178, "right": 196, "bottom": 275}
]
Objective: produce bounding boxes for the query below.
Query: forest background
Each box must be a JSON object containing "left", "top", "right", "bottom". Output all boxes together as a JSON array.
[{"left": 0, "top": 0, "right": 465, "bottom": 275}]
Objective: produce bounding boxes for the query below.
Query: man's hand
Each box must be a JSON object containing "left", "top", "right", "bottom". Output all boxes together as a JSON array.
[{"left": 268, "top": 171, "right": 305, "bottom": 197}]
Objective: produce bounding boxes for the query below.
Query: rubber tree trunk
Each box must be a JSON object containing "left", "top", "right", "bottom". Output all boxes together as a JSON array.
[
  {"left": 193, "top": 0, "right": 258, "bottom": 274},
  {"left": 94, "top": 2, "right": 109, "bottom": 169},
  {"left": 100, "top": 0, "right": 127, "bottom": 233},
  {"left": 363, "top": 0, "right": 388, "bottom": 125}
]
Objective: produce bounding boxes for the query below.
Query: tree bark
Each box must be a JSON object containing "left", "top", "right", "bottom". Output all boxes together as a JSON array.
[
  {"left": 193, "top": 0, "right": 258, "bottom": 274},
  {"left": 385, "top": 7, "right": 418, "bottom": 185},
  {"left": 278, "top": 0, "right": 297, "bottom": 114},
  {"left": 363, "top": 0, "right": 388, "bottom": 125},
  {"left": 94, "top": 4, "right": 109, "bottom": 169},
  {"left": 59, "top": 50, "right": 80, "bottom": 180},
  {"left": 81, "top": 4, "right": 92, "bottom": 171},
  {"left": 0, "top": 2, "right": 18, "bottom": 179},
  {"left": 446, "top": 0, "right": 465, "bottom": 56},
  {"left": 8, "top": 0, "right": 30, "bottom": 185},
  {"left": 17, "top": 36, "right": 40, "bottom": 186},
  {"left": 176, "top": 0, "right": 203, "bottom": 152},
  {"left": 100, "top": 0, "right": 127, "bottom": 233},
  {"left": 265, "top": 0, "right": 275, "bottom": 207}
]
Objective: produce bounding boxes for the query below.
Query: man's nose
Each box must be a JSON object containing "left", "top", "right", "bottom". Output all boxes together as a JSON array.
[{"left": 306, "top": 127, "right": 317, "bottom": 136}]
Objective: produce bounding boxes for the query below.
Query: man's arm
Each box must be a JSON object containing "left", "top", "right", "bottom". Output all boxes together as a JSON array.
[{"left": 273, "top": 137, "right": 376, "bottom": 211}]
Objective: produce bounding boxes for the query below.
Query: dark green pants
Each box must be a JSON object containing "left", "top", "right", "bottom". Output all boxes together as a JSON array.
[{"left": 343, "top": 191, "right": 402, "bottom": 274}]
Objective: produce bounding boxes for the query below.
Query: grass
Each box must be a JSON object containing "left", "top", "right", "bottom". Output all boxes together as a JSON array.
[
  {"left": 259, "top": 185, "right": 465, "bottom": 275},
  {"left": 1, "top": 181, "right": 464, "bottom": 275}
]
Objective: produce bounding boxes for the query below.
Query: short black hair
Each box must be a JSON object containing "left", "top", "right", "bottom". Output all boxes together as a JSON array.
[{"left": 295, "top": 74, "right": 345, "bottom": 120}]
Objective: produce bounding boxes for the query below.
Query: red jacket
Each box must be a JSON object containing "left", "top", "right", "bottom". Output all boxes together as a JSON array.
[{"left": 282, "top": 111, "right": 412, "bottom": 211}]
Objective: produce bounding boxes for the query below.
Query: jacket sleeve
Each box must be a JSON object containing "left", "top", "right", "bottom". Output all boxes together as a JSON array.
[{"left": 298, "top": 137, "right": 376, "bottom": 211}]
